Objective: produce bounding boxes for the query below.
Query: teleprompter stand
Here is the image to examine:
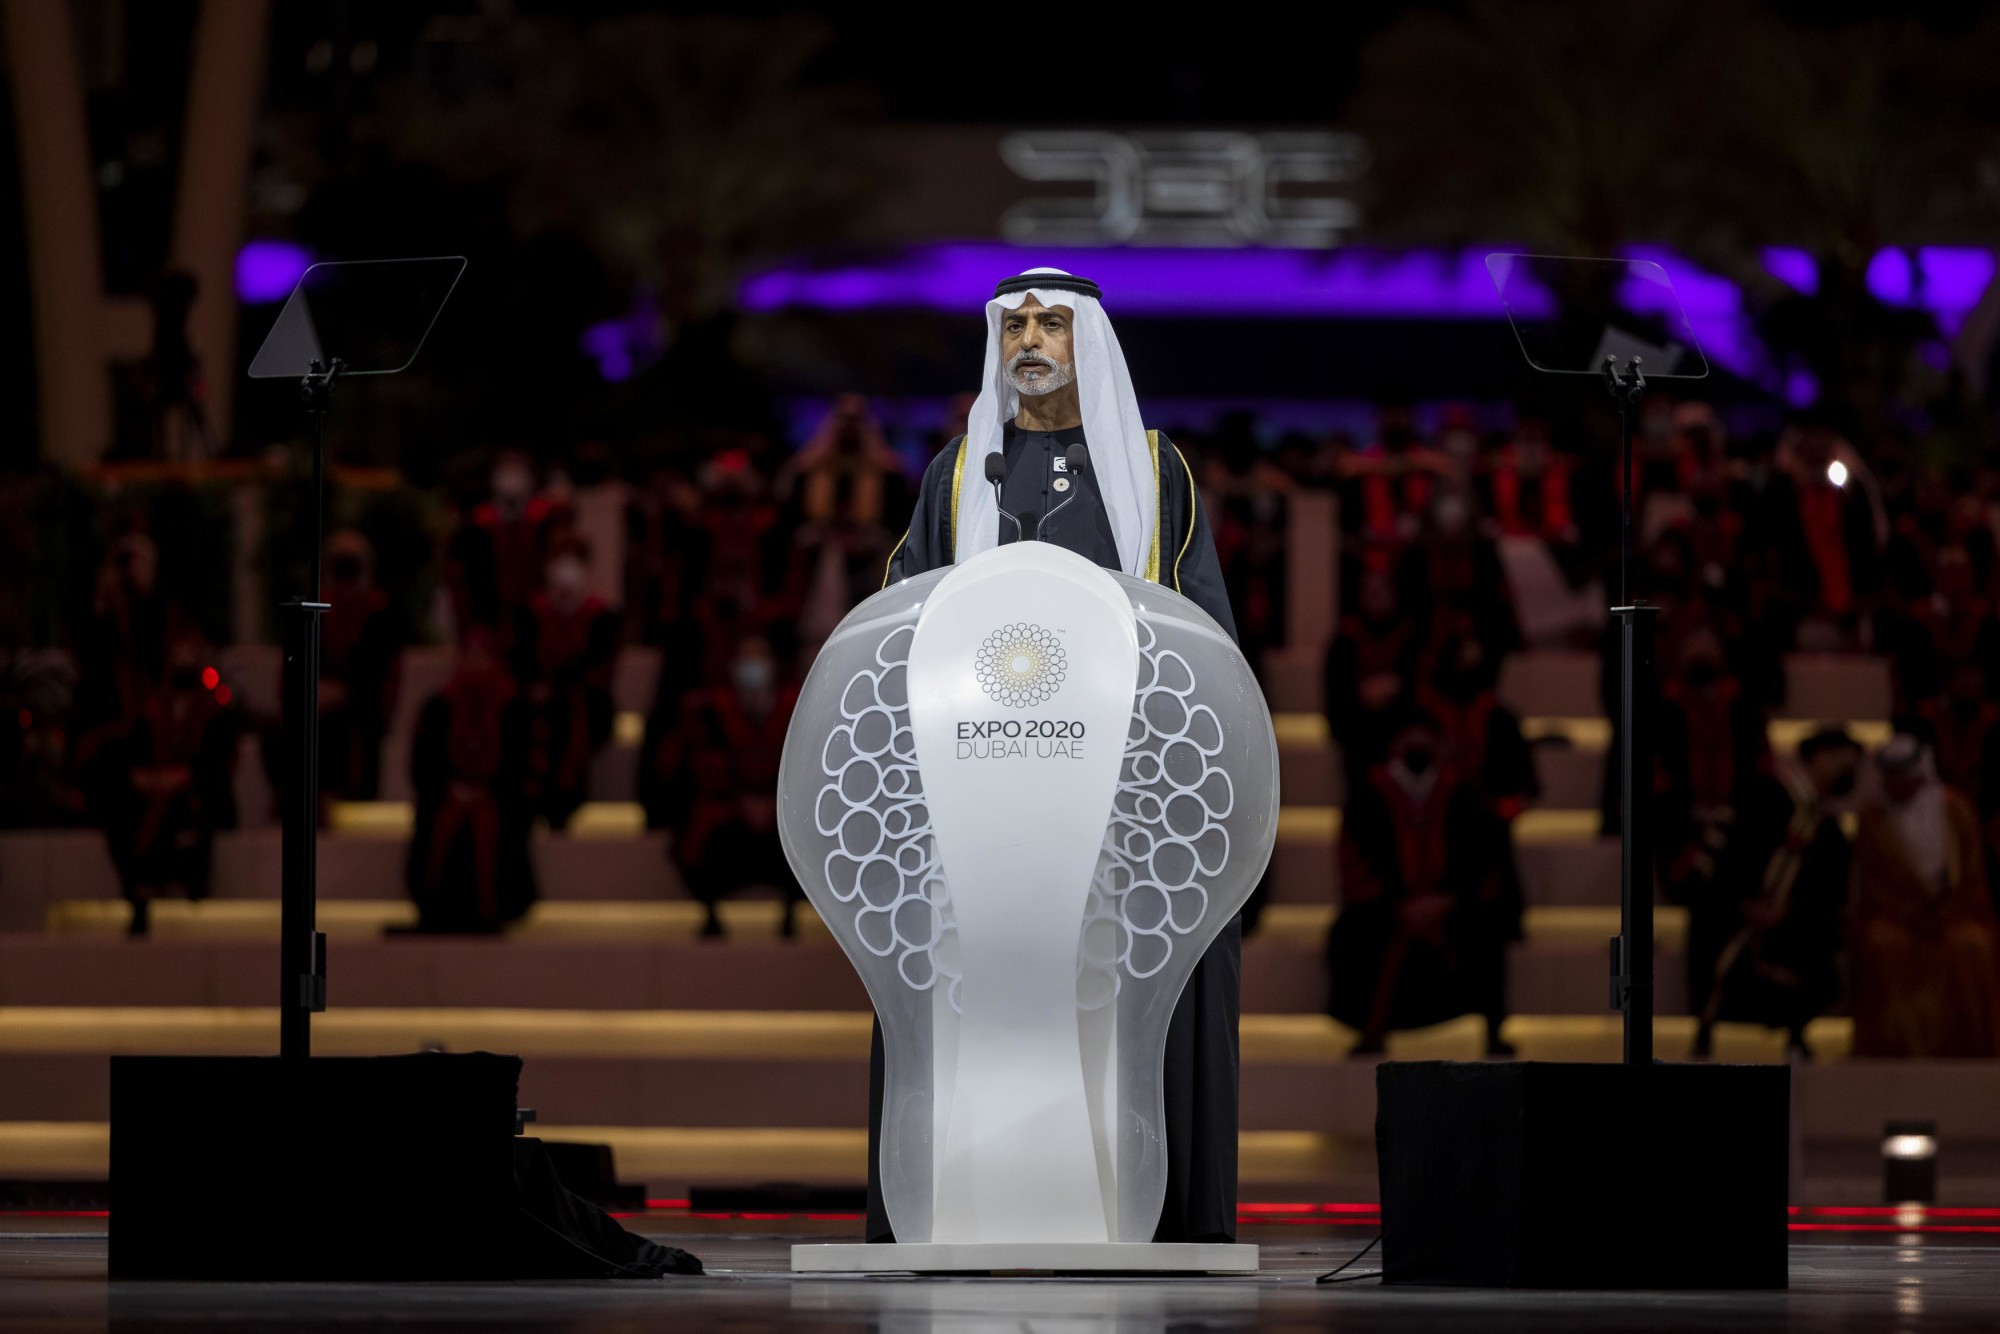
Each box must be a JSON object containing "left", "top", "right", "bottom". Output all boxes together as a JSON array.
[
  {"left": 1605, "top": 353, "right": 1655, "bottom": 1066},
  {"left": 106, "top": 258, "right": 643, "bottom": 1281},
  {"left": 1366, "top": 255, "right": 1789, "bottom": 1289},
  {"left": 278, "top": 357, "right": 338, "bottom": 1059}
]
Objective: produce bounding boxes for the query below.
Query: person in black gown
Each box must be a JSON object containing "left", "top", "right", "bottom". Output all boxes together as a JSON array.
[{"left": 875, "top": 268, "right": 1243, "bottom": 1245}]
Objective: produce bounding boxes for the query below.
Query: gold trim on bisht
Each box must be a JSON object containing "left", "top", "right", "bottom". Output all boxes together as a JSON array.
[
  {"left": 948, "top": 436, "right": 968, "bottom": 559},
  {"left": 1144, "top": 429, "right": 1162, "bottom": 583}
]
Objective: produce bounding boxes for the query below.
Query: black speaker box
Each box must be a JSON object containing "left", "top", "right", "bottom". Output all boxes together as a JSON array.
[
  {"left": 1376, "top": 1061, "right": 1790, "bottom": 1289},
  {"left": 110, "top": 1053, "right": 693, "bottom": 1280}
]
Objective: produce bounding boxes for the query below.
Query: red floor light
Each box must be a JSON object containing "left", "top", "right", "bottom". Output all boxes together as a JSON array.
[
  {"left": 1789, "top": 1222, "right": 2000, "bottom": 1235},
  {"left": 1799, "top": 1206, "right": 2000, "bottom": 1219},
  {"left": 0, "top": 1210, "right": 110, "bottom": 1218}
]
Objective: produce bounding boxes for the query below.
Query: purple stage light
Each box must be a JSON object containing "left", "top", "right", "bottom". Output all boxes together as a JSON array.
[
  {"left": 1867, "top": 249, "right": 1914, "bottom": 305},
  {"left": 1914, "top": 249, "right": 1996, "bottom": 335},
  {"left": 742, "top": 245, "right": 1532, "bottom": 320},
  {"left": 579, "top": 288, "right": 668, "bottom": 383},
  {"left": 1762, "top": 248, "right": 1818, "bottom": 295},
  {"left": 235, "top": 240, "right": 313, "bottom": 304},
  {"left": 740, "top": 242, "right": 2000, "bottom": 390}
]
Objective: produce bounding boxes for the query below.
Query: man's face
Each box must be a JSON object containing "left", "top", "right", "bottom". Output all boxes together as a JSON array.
[{"left": 1001, "top": 297, "right": 1076, "bottom": 397}]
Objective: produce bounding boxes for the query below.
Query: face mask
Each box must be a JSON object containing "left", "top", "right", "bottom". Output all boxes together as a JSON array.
[
  {"left": 330, "top": 555, "right": 363, "bottom": 583},
  {"left": 1828, "top": 770, "right": 1858, "bottom": 799},
  {"left": 1685, "top": 660, "right": 1721, "bottom": 690},
  {"left": 732, "top": 658, "right": 774, "bottom": 693},
  {"left": 1399, "top": 745, "right": 1436, "bottom": 776}
]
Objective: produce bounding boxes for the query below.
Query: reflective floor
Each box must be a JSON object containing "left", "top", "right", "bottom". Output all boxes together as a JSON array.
[{"left": 3, "top": 1223, "right": 1998, "bottom": 1331}]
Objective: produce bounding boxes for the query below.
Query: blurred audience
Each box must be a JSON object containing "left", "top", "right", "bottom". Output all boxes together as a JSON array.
[{"left": 33, "top": 386, "right": 2000, "bottom": 1060}]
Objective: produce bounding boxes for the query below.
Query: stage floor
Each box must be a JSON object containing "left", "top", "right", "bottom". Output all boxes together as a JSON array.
[{"left": 3, "top": 1221, "right": 1998, "bottom": 1331}]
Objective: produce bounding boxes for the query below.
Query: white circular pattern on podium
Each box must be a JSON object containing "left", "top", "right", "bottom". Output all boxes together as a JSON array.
[
  {"left": 815, "top": 624, "right": 963, "bottom": 1005},
  {"left": 813, "top": 610, "right": 1232, "bottom": 1013},
  {"left": 974, "top": 623, "right": 1067, "bottom": 707},
  {"left": 1080, "top": 617, "right": 1233, "bottom": 1006}
]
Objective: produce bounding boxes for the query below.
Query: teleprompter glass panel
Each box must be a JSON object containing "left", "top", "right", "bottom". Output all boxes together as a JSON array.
[
  {"left": 1485, "top": 253, "right": 1709, "bottom": 380},
  {"left": 248, "top": 257, "right": 467, "bottom": 379}
]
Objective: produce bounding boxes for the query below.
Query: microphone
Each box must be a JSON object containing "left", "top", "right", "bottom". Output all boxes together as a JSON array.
[
  {"left": 983, "top": 452, "right": 1025, "bottom": 543},
  {"left": 1040, "top": 442, "right": 1090, "bottom": 532}
]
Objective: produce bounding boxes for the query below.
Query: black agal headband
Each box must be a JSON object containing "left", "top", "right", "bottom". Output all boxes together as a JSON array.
[{"left": 993, "top": 272, "right": 1102, "bottom": 302}]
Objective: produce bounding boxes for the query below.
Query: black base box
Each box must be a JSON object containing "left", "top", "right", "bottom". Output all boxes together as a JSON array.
[
  {"left": 114, "top": 1052, "right": 520, "bottom": 1281},
  {"left": 1376, "top": 1061, "right": 1790, "bottom": 1289}
]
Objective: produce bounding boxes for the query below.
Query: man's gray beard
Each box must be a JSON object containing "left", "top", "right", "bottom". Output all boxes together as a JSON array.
[{"left": 1007, "top": 352, "right": 1075, "bottom": 397}]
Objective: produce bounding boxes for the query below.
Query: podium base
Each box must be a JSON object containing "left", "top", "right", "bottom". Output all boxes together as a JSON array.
[{"left": 791, "top": 1242, "right": 1259, "bottom": 1275}]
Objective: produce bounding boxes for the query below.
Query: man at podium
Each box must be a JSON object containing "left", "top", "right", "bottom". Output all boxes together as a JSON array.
[{"left": 877, "top": 268, "right": 1244, "bottom": 1244}]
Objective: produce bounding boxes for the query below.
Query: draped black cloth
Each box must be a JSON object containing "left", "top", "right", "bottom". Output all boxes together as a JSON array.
[{"left": 868, "top": 423, "right": 1245, "bottom": 1244}]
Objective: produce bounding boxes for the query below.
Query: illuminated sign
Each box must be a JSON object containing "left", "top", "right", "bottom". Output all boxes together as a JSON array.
[{"left": 999, "top": 131, "right": 1368, "bottom": 248}]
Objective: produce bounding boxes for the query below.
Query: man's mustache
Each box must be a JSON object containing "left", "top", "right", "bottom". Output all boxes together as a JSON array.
[{"left": 1008, "top": 350, "right": 1063, "bottom": 373}]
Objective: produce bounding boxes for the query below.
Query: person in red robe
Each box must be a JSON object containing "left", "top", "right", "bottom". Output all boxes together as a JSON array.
[
  {"left": 654, "top": 634, "right": 801, "bottom": 938},
  {"left": 1782, "top": 418, "right": 1881, "bottom": 642},
  {"left": 78, "top": 633, "right": 240, "bottom": 936},
  {"left": 318, "top": 531, "right": 399, "bottom": 804},
  {"left": 1325, "top": 711, "right": 1523, "bottom": 1055},
  {"left": 1324, "top": 570, "right": 1422, "bottom": 789},
  {"left": 513, "top": 536, "right": 620, "bottom": 831},
  {"left": 448, "top": 450, "right": 554, "bottom": 639},
  {"left": 405, "top": 631, "right": 536, "bottom": 933},
  {"left": 75, "top": 533, "right": 188, "bottom": 736}
]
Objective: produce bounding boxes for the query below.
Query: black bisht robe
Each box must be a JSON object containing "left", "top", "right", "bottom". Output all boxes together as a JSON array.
[{"left": 870, "top": 422, "right": 1245, "bottom": 1244}]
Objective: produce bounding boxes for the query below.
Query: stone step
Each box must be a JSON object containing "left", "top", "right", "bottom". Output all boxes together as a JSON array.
[
  {"left": 0, "top": 825, "right": 679, "bottom": 931},
  {"left": 0, "top": 1005, "right": 1804, "bottom": 1068},
  {"left": 1272, "top": 714, "right": 1895, "bottom": 809},
  {"left": 0, "top": 1118, "right": 1380, "bottom": 1192},
  {"left": 1261, "top": 647, "right": 1894, "bottom": 721},
  {"left": 0, "top": 904, "right": 1687, "bottom": 1015},
  {"left": 0, "top": 1007, "right": 1849, "bottom": 1134},
  {"left": 0, "top": 807, "right": 1623, "bottom": 932},
  {"left": 37, "top": 897, "right": 1684, "bottom": 946}
]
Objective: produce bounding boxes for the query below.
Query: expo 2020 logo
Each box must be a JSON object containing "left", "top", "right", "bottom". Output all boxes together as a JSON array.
[{"left": 975, "top": 623, "right": 1067, "bottom": 708}]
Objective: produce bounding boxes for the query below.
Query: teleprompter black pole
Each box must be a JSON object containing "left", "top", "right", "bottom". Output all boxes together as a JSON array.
[
  {"left": 1604, "top": 354, "right": 1654, "bottom": 1065},
  {"left": 279, "top": 359, "right": 341, "bottom": 1059}
]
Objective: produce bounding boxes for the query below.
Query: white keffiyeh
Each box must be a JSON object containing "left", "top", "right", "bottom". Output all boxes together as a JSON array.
[{"left": 953, "top": 268, "right": 1155, "bottom": 577}]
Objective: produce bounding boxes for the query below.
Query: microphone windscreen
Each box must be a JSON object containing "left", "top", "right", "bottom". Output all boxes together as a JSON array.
[
  {"left": 983, "top": 452, "right": 1006, "bottom": 484},
  {"left": 1066, "top": 442, "right": 1089, "bottom": 473}
]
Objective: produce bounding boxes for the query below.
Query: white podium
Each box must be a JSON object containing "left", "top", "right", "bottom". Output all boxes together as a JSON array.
[{"left": 778, "top": 544, "right": 1277, "bottom": 1274}]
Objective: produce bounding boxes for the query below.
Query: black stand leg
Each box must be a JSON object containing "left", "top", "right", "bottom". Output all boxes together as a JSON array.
[
  {"left": 280, "top": 359, "right": 341, "bottom": 1060},
  {"left": 280, "top": 596, "right": 327, "bottom": 1059},
  {"left": 1614, "top": 603, "right": 1656, "bottom": 1064},
  {"left": 1605, "top": 355, "right": 1654, "bottom": 1067}
]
